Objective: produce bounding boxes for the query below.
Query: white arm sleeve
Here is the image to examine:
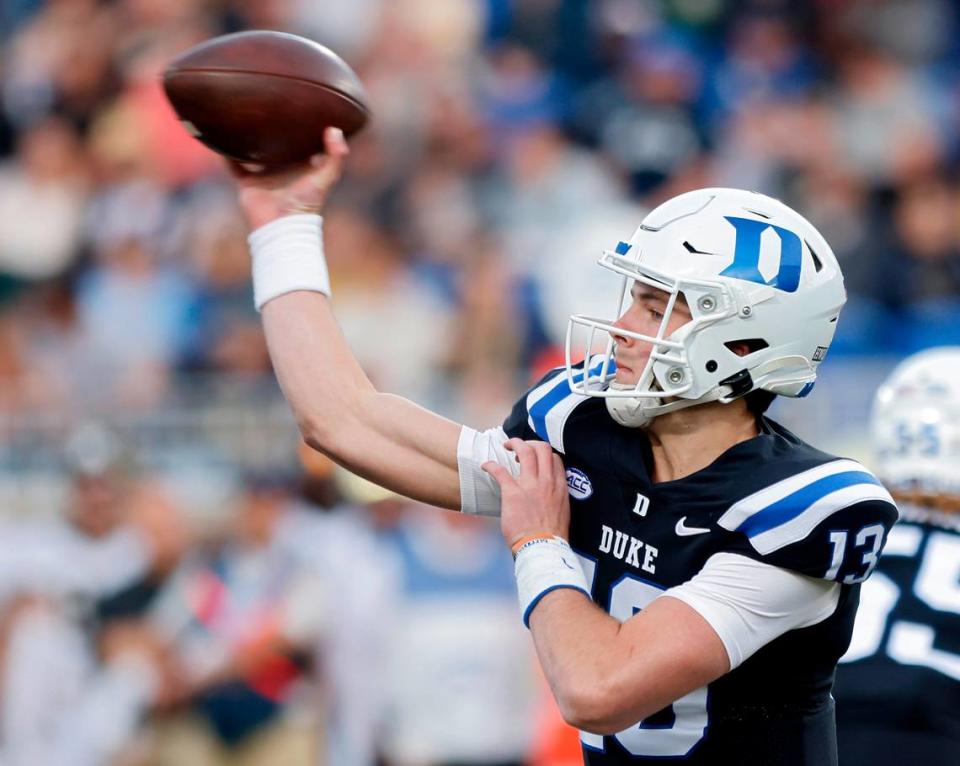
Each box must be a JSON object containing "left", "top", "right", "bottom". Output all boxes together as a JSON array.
[
  {"left": 661, "top": 552, "right": 840, "bottom": 671},
  {"left": 457, "top": 426, "right": 521, "bottom": 517}
]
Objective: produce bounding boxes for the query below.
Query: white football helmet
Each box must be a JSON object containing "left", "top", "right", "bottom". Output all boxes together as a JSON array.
[
  {"left": 872, "top": 348, "right": 960, "bottom": 498},
  {"left": 566, "top": 188, "right": 847, "bottom": 427}
]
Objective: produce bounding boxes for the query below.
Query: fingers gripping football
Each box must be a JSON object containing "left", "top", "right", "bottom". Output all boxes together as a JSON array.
[
  {"left": 232, "top": 127, "right": 350, "bottom": 230},
  {"left": 483, "top": 439, "right": 571, "bottom": 549}
]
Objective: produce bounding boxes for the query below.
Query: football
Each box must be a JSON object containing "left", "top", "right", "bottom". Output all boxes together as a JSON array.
[{"left": 163, "top": 31, "right": 370, "bottom": 165}]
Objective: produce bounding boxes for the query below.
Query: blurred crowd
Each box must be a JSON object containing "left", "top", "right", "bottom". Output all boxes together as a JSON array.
[
  {"left": 1, "top": 0, "right": 959, "bottom": 763},
  {"left": 0, "top": 427, "right": 555, "bottom": 765},
  {"left": 0, "top": 0, "right": 959, "bottom": 419}
]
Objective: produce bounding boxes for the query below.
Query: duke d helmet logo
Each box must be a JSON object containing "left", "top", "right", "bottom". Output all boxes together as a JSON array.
[{"left": 720, "top": 216, "right": 802, "bottom": 293}]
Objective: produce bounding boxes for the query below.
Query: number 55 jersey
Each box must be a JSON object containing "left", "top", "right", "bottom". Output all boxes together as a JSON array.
[
  {"left": 500, "top": 367, "right": 899, "bottom": 765},
  {"left": 833, "top": 505, "right": 960, "bottom": 765}
]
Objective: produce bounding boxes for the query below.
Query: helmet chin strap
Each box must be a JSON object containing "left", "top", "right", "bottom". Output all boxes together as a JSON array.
[{"left": 605, "top": 381, "right": 735, "bottom": 429}]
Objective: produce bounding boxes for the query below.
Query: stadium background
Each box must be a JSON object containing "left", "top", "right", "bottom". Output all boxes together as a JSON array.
[{"left": 0, "top": 0, "right": 957, "bottom": 764}]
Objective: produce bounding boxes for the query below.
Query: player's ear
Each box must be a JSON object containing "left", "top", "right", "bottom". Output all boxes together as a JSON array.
[{"left": 727, "top": 341, "right": 751, "bottom": 357}]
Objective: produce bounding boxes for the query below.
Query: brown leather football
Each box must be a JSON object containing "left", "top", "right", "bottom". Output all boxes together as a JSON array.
[{"left": 163, "top": 31, "right": 370, "bottom": 165}]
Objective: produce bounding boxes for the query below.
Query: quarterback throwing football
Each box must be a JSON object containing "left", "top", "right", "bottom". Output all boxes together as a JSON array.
[{"left": 231, "top": 128, "right": 898, "bottom": 765}]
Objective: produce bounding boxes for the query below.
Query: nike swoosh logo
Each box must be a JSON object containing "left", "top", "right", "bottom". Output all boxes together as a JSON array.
[
  {"left": 682, "top": 241, "right": 717, "bottom": 256},
  {"left": 675, "top": 517, "right": 711, "bottom": 536}
]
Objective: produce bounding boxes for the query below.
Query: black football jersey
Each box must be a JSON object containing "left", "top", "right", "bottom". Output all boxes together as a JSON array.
[
  {"left": 503, "top": 366, "right": 899, "bottom": 765},
  {"left": 833, "top": 505, "right": 960, "bottom": 766}
]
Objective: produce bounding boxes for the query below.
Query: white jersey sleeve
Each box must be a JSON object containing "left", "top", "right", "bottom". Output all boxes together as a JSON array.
[
  {"left": 661, "top": 552, "right": 841, "bottom": 670},
  {"left": 457, "top": 426, "right": 521, "bottom": 517}
]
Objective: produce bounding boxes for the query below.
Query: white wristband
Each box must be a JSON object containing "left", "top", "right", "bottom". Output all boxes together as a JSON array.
[
  {"left": 248, "top": 213, "right": 330, "bottom": 311},
  {"left": 515, "top": 537, "right": 590, "bottom": 627}
]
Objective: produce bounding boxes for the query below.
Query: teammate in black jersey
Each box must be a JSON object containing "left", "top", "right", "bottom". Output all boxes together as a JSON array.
[
  {"left": 833, "top": 348, "right": 960, "bottom": 766},
  {"left": 230, "top": 130, "right": 897, "bottom": 765}
]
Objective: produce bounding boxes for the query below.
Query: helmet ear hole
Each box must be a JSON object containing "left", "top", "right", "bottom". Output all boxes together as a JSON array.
[
  {"left": 724, "top": 338, "right": 769, "bottom": 357},
  {"left": 805, "top": 240, "right": 824, "bottom": 273}
]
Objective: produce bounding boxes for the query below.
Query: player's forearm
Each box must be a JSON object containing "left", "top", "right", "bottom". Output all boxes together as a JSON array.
[
  {"left": 529, "top": 590, "right": 728, "bottom": 735},
  {"left": 262, "top": 291, "right": 376, "bottom": 438},
  {"left": 309, "top": 403, "right": 464, "bottom": 509},
  {"left": 262, "top": 291, "right": 464, "bottom": 507},
  {"left": 528, "top": 589, "right": 649, "bottom": 733}
]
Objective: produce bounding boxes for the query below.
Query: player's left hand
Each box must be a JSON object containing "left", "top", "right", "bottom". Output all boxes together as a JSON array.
[{"left": 483, "top": 438, "right": 570, "bottom": 550}]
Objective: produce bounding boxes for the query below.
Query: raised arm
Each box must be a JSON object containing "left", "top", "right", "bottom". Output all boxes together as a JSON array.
[{"left": 232, "top": 129, "right": 463, "bottom": 508}]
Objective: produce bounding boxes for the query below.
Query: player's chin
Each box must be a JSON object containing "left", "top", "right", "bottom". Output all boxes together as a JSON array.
[{"left": 613, "top": 368, "right": 640, "bottom": 387}]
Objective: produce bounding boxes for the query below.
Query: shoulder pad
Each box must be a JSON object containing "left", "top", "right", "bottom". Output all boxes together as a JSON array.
[
  {"left": 515, "top": 359, "right": 613, "bottom": 453},
  {"left": 503, "top": 367, "right": 564, "bottom": 442},
  {"left": 718, "top": 459, "right": 900, "bottom": 581}
]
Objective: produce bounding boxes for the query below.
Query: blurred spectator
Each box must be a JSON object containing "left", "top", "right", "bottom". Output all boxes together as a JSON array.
[
  {"left": 1, "top": 0, "right": 118, "bottom": 131},
  {"left": 832, "top": 0, "right": 956, "bottom": 65},
  {"left": 0, "top": 423, "right": 186, "bottom": 765},
  {"left": 702, "top": 13, "right": 818, "bottom": 127},
  {"left": 147, "top": 474, "right": 324, "bottom": 765},
  {"left": 181, "top": 200, "right": 269, "bottom": 375},
  {"left": 0, "top": 599, "right": 174, "bottom": 766},
  {"left": 325, "top": 209, "right": 457, "bottom": 400},
  {"left": 12, "top": 278, "right": 88, "bottom": 412},
  {"left": 0, "top": 423, "right": 183, "bottom": 606},
  {"left": 73, "top": 235, "right": 197, "bottom": 408},
  {"left": 104, "top": 25, "right": 221, "bottom": 189},
  {"left": 373, "top": 502, "right": 538, "bottom": 766},
  {"left": 0, "top": 118, "right": 87, "bottom": 291},
  {"left": 884, "top": 176, "right": 960, "bottom": 307},
  {"left": 572, "top": 33, "right": 705, "bottom": 195},
  {"left": 831, "top": 45, "right": 946, "bottom": 186},
  {"left": 294, "top": 447, "right": 399, "bottom": 766},
  {"left": 287, "top": 0, "right": 385, "bottom": 59}
]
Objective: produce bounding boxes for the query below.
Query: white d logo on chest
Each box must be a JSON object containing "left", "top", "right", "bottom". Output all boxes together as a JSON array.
[
  {"left": 566, "top": 467, "right": 593, "bottom": 499},
  {"left": 632, "top": 493, "right": 650, "bottom": 516}
]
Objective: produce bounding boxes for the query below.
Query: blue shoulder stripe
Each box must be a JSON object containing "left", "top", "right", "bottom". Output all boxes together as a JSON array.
[
  {"left": 527, "top": 358, "right": 612, "bottom": 451},
  {"left": 736, "top": 470, "right": 883, "bottom": 538},
  {"left": 530, "top": 377, "right": 575, "bottom": 442},
  {"left": 718, "top": 458, "right": 896, "bottom": 555}
]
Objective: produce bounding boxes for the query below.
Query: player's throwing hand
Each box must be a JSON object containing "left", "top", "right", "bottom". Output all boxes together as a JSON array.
[
  {"left": 483, "top": 439, "right": 571, "bottom": 551},
  {"left": 230, "top": 126, "right": 349, "bottom": 230}
]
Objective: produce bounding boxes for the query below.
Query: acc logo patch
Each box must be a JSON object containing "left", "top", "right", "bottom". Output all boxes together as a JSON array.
[{"left": 566, "top": 467, "right": 593, "bottom": 500}]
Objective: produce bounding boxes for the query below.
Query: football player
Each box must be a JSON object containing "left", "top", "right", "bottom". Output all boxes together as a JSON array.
[
  {"left": 833, "top": 348, "right": 960, "bottom": 764},
  {"left": 228, "top": 128, "right": 898, "bottom": 765}
]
